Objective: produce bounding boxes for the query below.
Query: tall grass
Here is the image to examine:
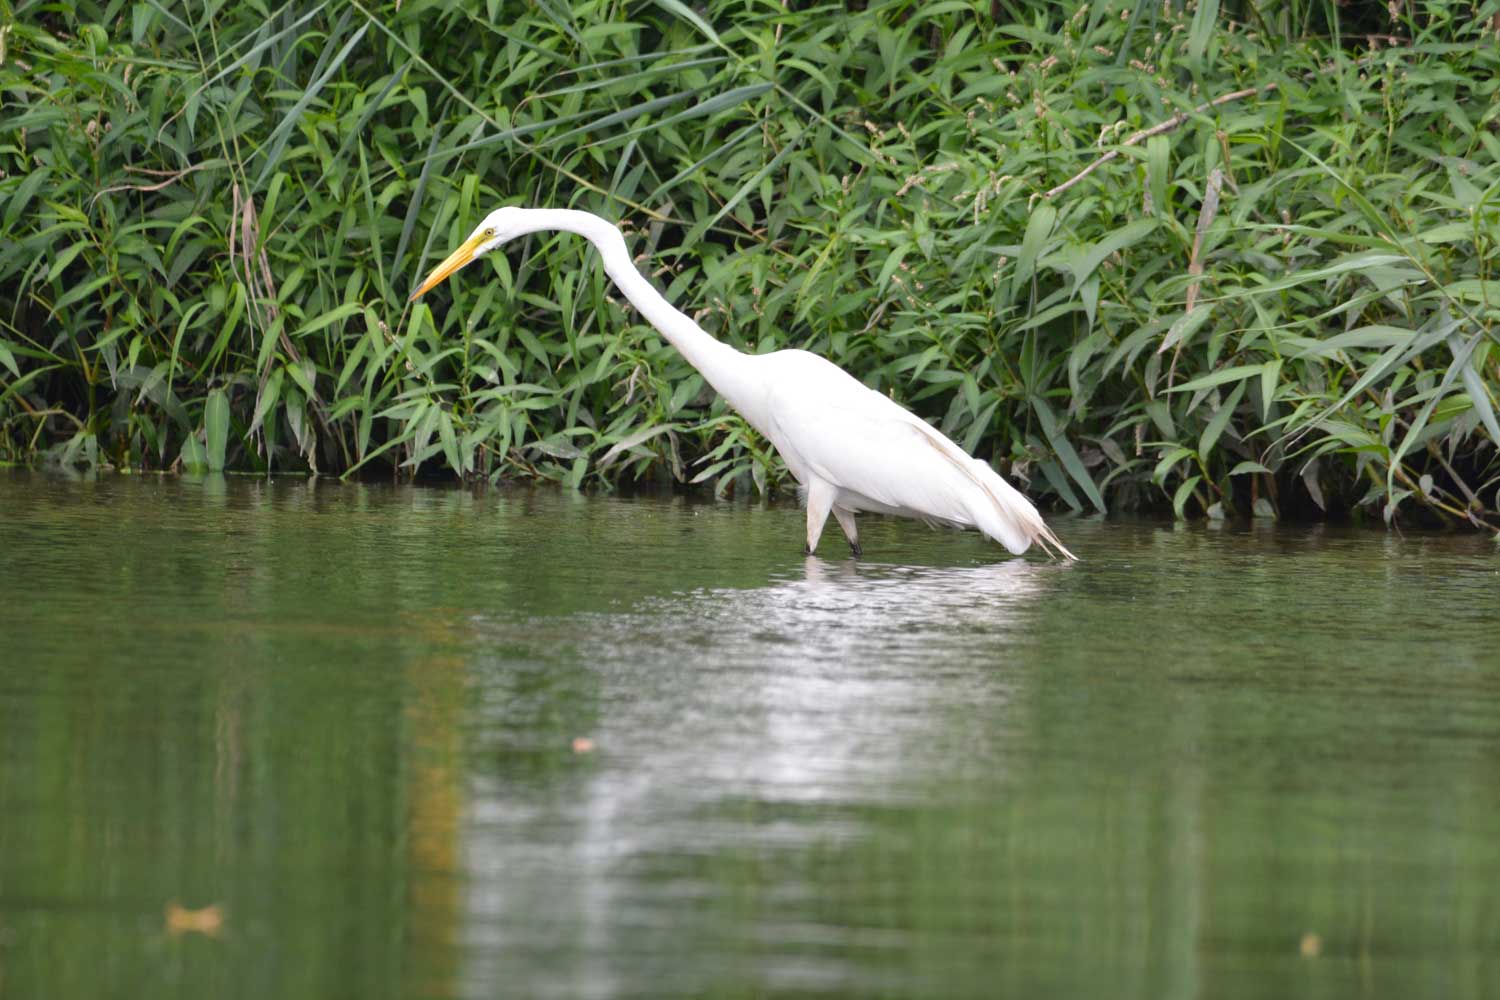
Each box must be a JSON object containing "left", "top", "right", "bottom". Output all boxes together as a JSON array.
[{"left": 2, "top": 0, "right": 1497, "bottom": 526}]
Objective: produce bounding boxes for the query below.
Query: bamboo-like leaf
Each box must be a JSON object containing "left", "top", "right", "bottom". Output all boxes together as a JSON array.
[
  {"left": 600, "top": 423, "right": 679, "bottom": 466},
  {"left": 1284, "top": 317, "right": 1460, "bottom": 447},
  {"left": 1172, "top": 475, "right": 1202, "bottom": 519},
  {"left": 1033, "top": 398, "right": 1105, "bottom": 512},
  {"left": 1386, "top": 334, "right": 1482, "bottom": 501},
  {"left": 1292, "top": 325, "right": 1420, "bottom": 359},
  {"left": 647, "top": 0, "right": 723, "bottom": 46},
  {"left": 180, "top": 434, "right": 208, "bottom": 473},
  {"left": 205, "top": 388, "right": 230, "bottom": 472},
  {"left": 1073, "top": 218, "right": 1157, "bottom": 291},
  {"left": 255, "top": 21, "right": 370, "bottom": 187},
  {"left": 1188, "top": 0, "right": 1220, "bottom": 64},
  {"left": 544, "top": 91, "right": 696, "bottom": 148},
  {"left": 1157, "top": 304, "right": 1215, "bottom": 356},
  {"left": 1227, "top": 253, "right": 1410, "bottom": 298},
  {"left": 294, "top": 303, "right": 365, "bottom": 339},
  {"left": 685, "top": 135, "right": 802, "bottom": 246},
  {"left": 1012, "top": 201, "right": 1057, "bottom": 298},
  {"left": 0, "top": 340, "right": 19, "bottom": 378},
  {"left": 1198, "top": 381, "right": 1245, "bottom": 458},
  {"left": 1258, "top": 359, "right": 1281, "bottom": 422},
  {"left": 1146, "top": 135, "right": 1169, "bottom": 216},
  {"left": 3, "top": 167, "right": 51, "bottom": 229},
  {"left": 1456, "top": 341, "right": 1500, "bottom": 444},
  {"left": 1165, "top": 363, "right": 1264, "bottom": 394}
]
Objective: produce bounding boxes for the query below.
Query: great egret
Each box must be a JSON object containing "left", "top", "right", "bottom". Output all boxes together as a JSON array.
[{"left": 410, "top": 208, "right": 1075, "bottom": 560}]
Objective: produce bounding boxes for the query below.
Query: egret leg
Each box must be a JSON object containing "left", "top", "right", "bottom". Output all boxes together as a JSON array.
[
  {"left": 832, "top": 506, "right": 861, "bottom": 557},
  {"left": 804, "top": 480, "right": 835, "bottom": 554}
]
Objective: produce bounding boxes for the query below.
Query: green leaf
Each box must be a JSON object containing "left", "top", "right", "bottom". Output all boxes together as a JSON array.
[
  {"left": 205, "top": 389, "right": 231, "bottom": 472},
  {"left": 4, "top": 167, "right": 51, "bottom": 229},
  {"left": 647, "top": 0, "right": 722, "bottom": 46},
  {"left": 1292, "top": 325, "right": 1419, "bottom": 359},
  {"left": 1013, "top": 201, "right": 1056, "bottom": 299},
  {"left": 1157, "top": 304, "right": 1214, "bottom": 356},
  {"left": 1443, "top": 280, "right": 1500, "bottom": 303},
  {"left": 1153, "top": 446, "right": 1195, "bottom": 484},
  {"left": 1165, "top": 363, "right": 1263, "bottom": 394},
  {"left": 256, "top": 20, "right": 370, "bottom": 186},
  {"left": 1259, "top": 359, "right": 1281, "bottom": 422},
  {"left": 250, "top": 367, "right": 285, "bottom": 438},
  {"left": 438, "top": 409, "right": 463, "bottom": 474},
  {"left": 1172, "top": 475, "right": 1202, "bottom": 519},
  {"left": 180, "top": 435, "right": 208, "bottom": 473},
  {"left": 877, "top": 244, "right": 912, "bottom": 290},
  {"left": 1071, "top": 218, "right": 1156, "bottom": 290},
  {"left": 1286, "top": 316, "right": 1459, "bottom": 447},
  {"left": 1146, "top": 135, "right": 1169, "bottom": 216},
  {"left": 1453, "top": 335, "right": 1500, "bottom": 444},
  {"left": 1198, "top": 381, "right": 1245, "bottom": 458},
  {"left": 1033, "top": 398, "right": 1105, "bottom": 512},
  {"left": 294, "top": 302, "right": 365, "bottom": 339},
  {"left": 0, "top": 340, "right": 20, "bottom": 378},
  {"left": 1231, "top": 253, "right": 1410, "bottom": 298},
  {"left": 1188, "top": 0, "right": 1219, "bottom": 65},
  {"left": 1388, "top": 334, "right": 1486, "bottom": 499}
]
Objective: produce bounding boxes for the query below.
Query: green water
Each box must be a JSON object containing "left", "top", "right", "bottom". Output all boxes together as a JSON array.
[{"left": 2, "top": 471, "right": 1497, "bottom": 998}]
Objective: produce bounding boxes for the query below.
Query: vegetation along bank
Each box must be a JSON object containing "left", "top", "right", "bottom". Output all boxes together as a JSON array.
[{"left": 2, "top": 1, "right": 1497, "bottom": 527}]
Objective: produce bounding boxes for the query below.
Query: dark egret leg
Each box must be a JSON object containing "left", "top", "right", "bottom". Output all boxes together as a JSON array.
[
  {"left": 832, "top": 506, "right": 861, "bottom": 557},
  {"left": 804, "top": 480, "right": 835, "bottom": 554}
]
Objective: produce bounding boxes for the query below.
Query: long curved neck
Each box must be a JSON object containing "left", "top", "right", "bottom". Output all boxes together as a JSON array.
[{"left": 512, "top": 209, "right": 758, "bottom": 414}]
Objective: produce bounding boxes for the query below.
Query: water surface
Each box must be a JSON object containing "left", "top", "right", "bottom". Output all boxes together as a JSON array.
[{"left": 2, "top": 471, "right": 1497, "bottom": 998}]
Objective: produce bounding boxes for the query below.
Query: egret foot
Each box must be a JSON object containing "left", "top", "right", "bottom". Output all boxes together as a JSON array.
[{"left": 848, "top": 540, "right": 863, "bottom": 558}]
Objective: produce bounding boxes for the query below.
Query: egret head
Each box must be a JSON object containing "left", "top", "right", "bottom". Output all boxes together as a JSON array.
[{"left": 409, "top": 206, "right": 527, "bottom": 301}]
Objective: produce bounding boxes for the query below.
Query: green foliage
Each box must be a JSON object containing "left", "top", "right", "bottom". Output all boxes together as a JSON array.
[{"left": 2, "top": 0, "right": 1497, "bottom": 525}]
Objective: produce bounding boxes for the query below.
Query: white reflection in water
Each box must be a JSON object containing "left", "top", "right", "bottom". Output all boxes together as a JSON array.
[
  {"left": 460, "top": 557, "right": 1058, "bottom": 998},
  {"left": 627, "top": 556, "right": 1053, "bottom": 797}
]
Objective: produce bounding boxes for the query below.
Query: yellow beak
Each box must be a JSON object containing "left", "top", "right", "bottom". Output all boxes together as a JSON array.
[{"left": 408, "top": 232, "right": 487, "bottom": 301}]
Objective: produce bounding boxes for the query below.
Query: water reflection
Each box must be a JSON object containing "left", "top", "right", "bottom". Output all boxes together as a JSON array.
[
  {"left": 459, "top": 556, "right": 1060, "bottom": 997},
  {"left": 3, "top": 473, "right": 1499, "bottom": 1000},
  {"left": 472, "top": 553, "right": 1054, "bottom": 791}
]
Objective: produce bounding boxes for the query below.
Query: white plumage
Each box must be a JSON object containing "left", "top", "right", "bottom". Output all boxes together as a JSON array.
[{"left": 410, "top": 207, "right": 1074, "bottom": 560}]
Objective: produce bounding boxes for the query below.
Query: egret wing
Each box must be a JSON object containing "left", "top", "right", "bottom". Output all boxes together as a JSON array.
[
  {"left": 766, "top": 378, "right": 982, "bottom": 524},
  {"left": 764, "top": 364, "right": 1066, "bottom": 556}
]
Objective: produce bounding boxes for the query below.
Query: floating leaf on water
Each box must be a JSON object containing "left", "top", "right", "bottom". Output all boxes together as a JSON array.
[{"left": 165, "top": 901, "right": 224, "bottom": 937}]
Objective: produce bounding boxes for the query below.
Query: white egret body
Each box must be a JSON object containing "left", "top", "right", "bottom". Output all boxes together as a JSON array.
[{"left": 411, "top": 208, "right": 1074, "bottom": 560}]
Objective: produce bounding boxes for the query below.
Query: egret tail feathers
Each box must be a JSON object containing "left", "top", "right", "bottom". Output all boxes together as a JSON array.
[
  {"left": 971, "top": 468, "right": 1077, "bottom": 560},
  {"left": 909, "top": 422, "right": 1077, "bottom": 560},
  {"left": 1027, "top": 517, "right": 1078, "bottom": 562}
]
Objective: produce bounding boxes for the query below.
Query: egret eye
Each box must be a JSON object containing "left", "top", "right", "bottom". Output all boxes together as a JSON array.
[{"left": 484, "top": 228, "right": 496, "bottom": 238}]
